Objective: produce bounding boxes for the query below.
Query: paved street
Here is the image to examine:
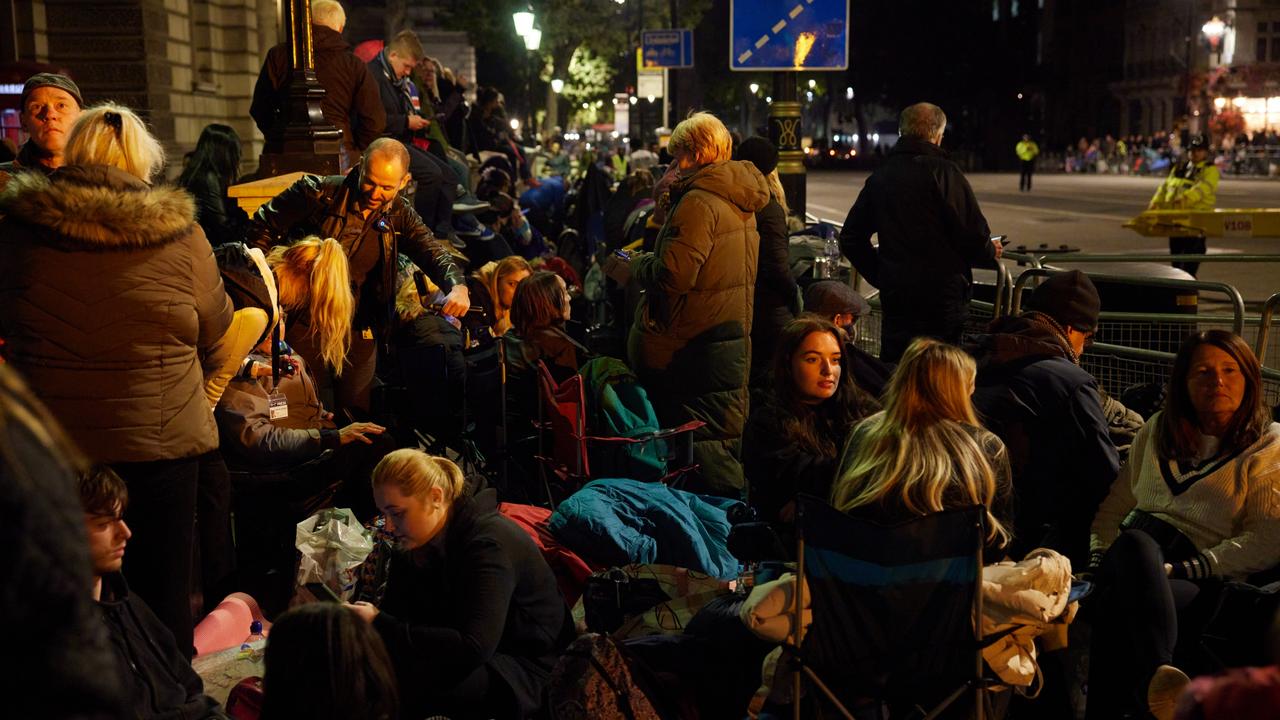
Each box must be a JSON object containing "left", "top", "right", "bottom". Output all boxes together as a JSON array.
[{"left": 805, "top": 170, "right": 1280, "bottom": 304}]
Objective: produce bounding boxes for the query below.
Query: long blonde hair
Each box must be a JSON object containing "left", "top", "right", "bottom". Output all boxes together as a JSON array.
[
  {"left": 831, "top": 338, "right": 1008, "bottom": 544},
  {"left": 766, "top": 168, "right": 789, "bottom": 216},
  {"left": 267, "top": 236, "right": 354, "bottom": 374},
  {"left": 473, "top": 256, "right": 532, "bottom": 334}
]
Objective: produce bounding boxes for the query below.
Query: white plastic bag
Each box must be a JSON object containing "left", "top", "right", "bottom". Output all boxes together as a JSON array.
[{"left": 295, "top": 508, "right": 374, "bottom": 601}]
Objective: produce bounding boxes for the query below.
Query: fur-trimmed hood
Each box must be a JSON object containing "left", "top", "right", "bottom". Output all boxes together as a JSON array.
[{"left": 0, "top": 164, "right": 196, "bottom": 250}]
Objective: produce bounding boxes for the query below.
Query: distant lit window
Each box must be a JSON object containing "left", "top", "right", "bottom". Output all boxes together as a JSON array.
[
  {"left": 1, "top": 108, "right": 21, "bottom": 148},
  {"left": 1258, "top": 20, "right": 1280, "bottom": 61},
  {"left": 992, "top": 0, "right": 999, "bottom": 22},
  {"left": 1012, "top": 0, "right": 1019, "bottom": 18}
]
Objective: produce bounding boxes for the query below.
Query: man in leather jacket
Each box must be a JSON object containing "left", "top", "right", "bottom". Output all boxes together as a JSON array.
[{"left": 247, "top": 138, "right": 468, "bottom": 415}]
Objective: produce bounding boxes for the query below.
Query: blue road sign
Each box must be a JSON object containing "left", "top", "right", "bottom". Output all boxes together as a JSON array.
[
  {"left": 642, "top": 29, "right": 695, "bottom": 69},
  {"left": 730, "top": 0, "right": 848, "bottom": 71}
]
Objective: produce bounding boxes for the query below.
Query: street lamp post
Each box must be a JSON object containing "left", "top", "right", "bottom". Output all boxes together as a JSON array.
[{"left": 513, "top": 10, "right": 540, "bottom": 143}]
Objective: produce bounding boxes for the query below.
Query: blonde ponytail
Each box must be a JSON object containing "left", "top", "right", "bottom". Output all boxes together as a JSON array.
[
  {"left": 267, "top": 236, "right": 354, "bottom": 375},
  {"left": 371, "top": 449, "right": 467, "bottom": 504},
  {"left": 766, "top": 169, "right": 789, "bottom": 217}
]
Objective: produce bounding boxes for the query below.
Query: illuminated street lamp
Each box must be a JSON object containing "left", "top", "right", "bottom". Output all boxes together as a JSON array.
[
  {"left": 807, "top": 78, "right": 816, "bottom": 89},
  {"left": 551, "top": 78, "right": 564, "bottom": 93},
  {"left": 1202, "top": 16, "right": 1226, "bottom": 45},
  {"left": 749, "top": 82, "right": 760, "bottom": 95},
  {"left": 524, "top": 28, "right": 542, "bottom": 50},
  {"left": 513, "top": 10, "right": 535, "bottom": 36}
]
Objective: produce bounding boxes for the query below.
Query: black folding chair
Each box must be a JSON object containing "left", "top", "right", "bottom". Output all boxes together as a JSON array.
[{"left": 791, "top": 496, "right": 992, "bottom": 720}]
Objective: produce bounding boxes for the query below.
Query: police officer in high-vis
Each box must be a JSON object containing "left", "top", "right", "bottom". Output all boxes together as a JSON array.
[
  {"left": 1148, "top": 134, "right": 1219, "bottom": 277},
  {"left": 1016, "top": 133, "right": 1040, "bottom": 192}
]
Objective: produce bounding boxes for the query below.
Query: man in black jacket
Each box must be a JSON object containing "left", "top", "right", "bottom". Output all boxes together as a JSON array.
[
  {"left": 839, "top": 102, "right": 1000, "bottom": 362},
  {"left": 0, "top": 73, "right": 83, "bottom": 190},
  {"left": 250, "top": 0, "right": 385, "bottom": 170},
  {"left": 79, "top": 465, "right": 227, "bottom": 719},
  {"left": 368, "top": 30, "right": 464, "bottom": 242},
  {"left": 247, "top": 138, "right": 468, "bottom": 415},
  {"left": 965, "top": 270, "right": 1119, "bottom": 567}
]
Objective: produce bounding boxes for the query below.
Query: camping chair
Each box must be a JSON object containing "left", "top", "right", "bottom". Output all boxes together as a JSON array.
[
  {"left": 791, "top": 495, "right": 993, "bottom": 720},
  {"left": 534, "top": 360, "right": 702, "bottom": 505}
]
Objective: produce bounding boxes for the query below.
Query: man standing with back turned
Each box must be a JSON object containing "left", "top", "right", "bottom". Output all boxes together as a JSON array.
[{"left": 838, "top": 102, "right": 1001, "bottom": 362}]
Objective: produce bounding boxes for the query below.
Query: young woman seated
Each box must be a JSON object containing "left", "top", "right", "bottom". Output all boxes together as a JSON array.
[
  {"left": 346, "top": 450, "right": 574, "bottom": 720},
  {"left": 507, "top": 270, "right": 587, "bottom": 383},
  {"left": 830, "top": 337, "right": 1012, "bottom": 559},
  {"left": 467, "top": 255, "right": 532, "bottom": 338},
  {"left": 743, "top": 316, "right": 880, "bottom": 525},
  {"left": 261, "top": 603, "right": 399, "bottom": 720},
  {"left": 1086, "top": 330, "right": 1280, "bottom": 720}
]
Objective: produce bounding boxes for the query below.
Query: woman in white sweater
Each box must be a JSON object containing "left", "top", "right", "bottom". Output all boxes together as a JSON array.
[{"left": 1086, "top": 330, "right": 1280, "bottom": 720}]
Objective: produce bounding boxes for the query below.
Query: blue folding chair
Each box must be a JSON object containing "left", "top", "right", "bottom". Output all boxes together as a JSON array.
[{"left": 791, "top": 495, "right": 992, "bottom": 720}]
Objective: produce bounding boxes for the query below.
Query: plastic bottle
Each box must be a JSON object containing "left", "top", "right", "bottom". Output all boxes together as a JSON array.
[
  {"left": 820, "top": 236, "right": 842, "bottom": 279},
  {"left": 237, "top": 620, "right": 266, "bottom": 661}
]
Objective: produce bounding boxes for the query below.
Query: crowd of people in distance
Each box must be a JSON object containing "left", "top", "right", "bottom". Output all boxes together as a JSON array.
[{"left": 3, "top": 15, "right": 1280, "bottom": 719}]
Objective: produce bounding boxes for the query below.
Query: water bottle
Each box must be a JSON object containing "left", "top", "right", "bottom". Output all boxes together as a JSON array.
[
  {"left": 237, "top": 620, "right": 266, "bottom": 661},
  {"left": 820, "top": 236, "right": 841, "bottom": 279}
]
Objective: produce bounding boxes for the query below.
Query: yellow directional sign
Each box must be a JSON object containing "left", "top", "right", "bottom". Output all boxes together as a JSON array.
[{"left": 1124, "top": 208, "right": 1280, "bottom": 238}]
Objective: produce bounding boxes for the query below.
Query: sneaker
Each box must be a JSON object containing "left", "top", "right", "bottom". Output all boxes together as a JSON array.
[
  {"left": 452, "top": 213, "right": 483, "bottom": 238},
  {"left": 453, "top": 199, "right": 490, "bottom": 213},
  {"left": 1146, "top": 664, "right": 1189, "bottom": 720}
]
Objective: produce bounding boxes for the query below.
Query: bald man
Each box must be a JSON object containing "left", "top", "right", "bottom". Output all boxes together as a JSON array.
[{"left": 247, "top": 138, "right": 468, "bottom": 415}]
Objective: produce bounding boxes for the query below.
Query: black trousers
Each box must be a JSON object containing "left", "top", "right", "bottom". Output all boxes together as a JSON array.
[
  {"left": 1169, "top": 235, "right": 1207, "bottom": 277},
  {"left": 288, "top": 321, "right": 378, "bottom": 418},
  {"left": 1084, "top": 530, "right": 1214, "bottom": 719},
  {"left": 196, "top": 451, "right": 236, "bottom": 613},
  {"left": 879, "top": 305, "right": 967, "bottom": 364},
  {"left": 1019, "top": 160, "right": 1035, "bottom": 191},
  {"left": 112, "top": 456, "right": 201, "bottom": 660},
  {"left": 408, "top": 144, "right": 458, "bottom": 238}
]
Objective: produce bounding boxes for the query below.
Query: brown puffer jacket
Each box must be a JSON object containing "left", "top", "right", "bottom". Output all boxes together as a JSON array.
[
  {"left": 0, "top": 165, "right": 233, "bottom": 463},
  {"left": 629, "top": 159, "right": 770, "bottom": 370}
]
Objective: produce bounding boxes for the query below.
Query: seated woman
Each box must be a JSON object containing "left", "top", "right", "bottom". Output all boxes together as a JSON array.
[
  {"left": 1087, "top": 330, "right": 1280, "bottom": 720},
  {"left": 743, "top": 316, "right": 880, "bottom": 525},
  {"left": 347, "top": 449, "right": 574, "bottom": 720},
  {"left": 507, "top": 270, "right": 587, "bottom": 383},
  {"left": 262, "top": 603, "right": 399, "bottom": 720},
  {"left": 468, "top": 255, "right": 532, "bottom": 338},
  {"left": 830, "top": 337, "right": 1012, "bottom": 558}
]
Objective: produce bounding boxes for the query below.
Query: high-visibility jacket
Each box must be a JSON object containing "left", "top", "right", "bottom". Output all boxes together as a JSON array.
[
  {"left": 1016, "top": 139, "right": 1040, "bottom": 162},
  {"left": 1149, "top": 159, "right": 1219, "bottom": 211}
]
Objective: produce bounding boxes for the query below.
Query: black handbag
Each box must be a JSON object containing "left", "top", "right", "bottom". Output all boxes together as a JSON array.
[{"left": 582, "top": 567, "right": 671, "bottom": 635}]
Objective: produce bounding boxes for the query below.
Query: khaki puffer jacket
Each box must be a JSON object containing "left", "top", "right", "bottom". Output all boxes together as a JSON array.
[
  {"left": 630, "top": 159, "right": 769, "bottom": 370},
  {"left": 0, "top": 165, "right": 233, "bottom": 463}
]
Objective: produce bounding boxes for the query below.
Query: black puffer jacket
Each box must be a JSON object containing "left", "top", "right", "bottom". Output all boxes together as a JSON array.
[
  {"left": 966, "top": 314, "right": 1119, "bottom": 565},
  {"left": 750, "top": 194, "right": 795, "bottom": 386},
  {"left": 246, "top": 169, "right": 465, "bottom": 315}
]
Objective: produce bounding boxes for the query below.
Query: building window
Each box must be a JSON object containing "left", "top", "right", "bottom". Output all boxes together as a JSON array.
[
  {"left": 1259, "top": 20, "right": 1280, "bottom": 62},
  {"left": 1, "top": 108, "right": 21, "bottom": 148}
]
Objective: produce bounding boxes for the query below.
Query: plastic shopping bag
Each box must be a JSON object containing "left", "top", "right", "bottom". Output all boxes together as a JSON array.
[{"left": 295, "top": 508, "right": 374, "bottom": 601}]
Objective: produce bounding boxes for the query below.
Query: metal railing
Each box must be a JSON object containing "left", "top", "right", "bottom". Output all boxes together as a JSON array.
[
  {"left": 1258, "top": 293, "right": 1280, "bottom": 367},
  {"left": 1009, "top": 268, "right": 1247, "bottom": 335}
]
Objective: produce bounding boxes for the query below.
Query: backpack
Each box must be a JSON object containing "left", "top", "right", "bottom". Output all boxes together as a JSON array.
[
  {"left": 548, "top": 633, "right": 669, "bottom": 720},
  {"left": 578, "top": 357, "right": 668, "bottom": 481},
  {"left": 213, "top": 243, "right": 280, "bottom": 347}
]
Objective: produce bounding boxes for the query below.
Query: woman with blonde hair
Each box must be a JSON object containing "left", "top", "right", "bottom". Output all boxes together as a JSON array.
[
  {"left": 0, "top": 101, "right": 233, "bottom": 653},
  {"left": 267, "top": 236, "right": 355, "bottom": 373},
  {"left": 831, "top": 337, "right": 1012, "bottom": 555},
  {"left": 469, "top": 255, "right": 532, "bottom": 336},
  {"left": 626, "top": 111, "right": 771, "bottom": 497},
  {"left": 346, "top": 449, "right": 573, "bottom": 720}
]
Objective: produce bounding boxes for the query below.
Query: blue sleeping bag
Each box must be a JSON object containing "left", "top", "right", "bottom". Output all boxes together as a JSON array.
[{"left": 548, "top": 478, "right": 743, "bottom": 580}]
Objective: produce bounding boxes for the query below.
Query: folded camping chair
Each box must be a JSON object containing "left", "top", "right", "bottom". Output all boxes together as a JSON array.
[
  {"left": 791, "top": 495, "right": 992, "bottom": 720},
  {"left": 534, "top": 360, "right": 703, "bottom": 506}
]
